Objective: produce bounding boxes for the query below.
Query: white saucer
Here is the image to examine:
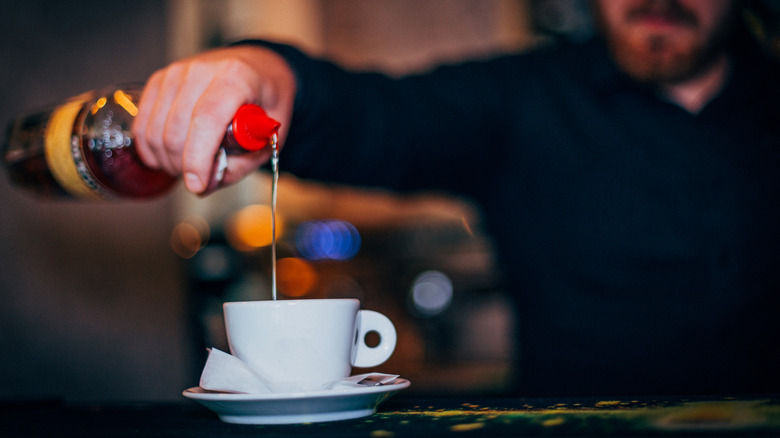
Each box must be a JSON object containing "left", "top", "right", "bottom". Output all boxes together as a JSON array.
[{"left": 182, "top": 378, "right": 410, "bottom": 425}]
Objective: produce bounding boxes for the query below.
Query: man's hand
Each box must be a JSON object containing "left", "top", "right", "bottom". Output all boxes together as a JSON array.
[{"left": 133, "top": 45, "right": 296, "bottom": 194}]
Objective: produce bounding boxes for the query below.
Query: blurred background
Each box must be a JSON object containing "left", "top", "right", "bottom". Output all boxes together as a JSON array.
[{"left": 2, "top": 0, "right": 775, "bottom": 403}]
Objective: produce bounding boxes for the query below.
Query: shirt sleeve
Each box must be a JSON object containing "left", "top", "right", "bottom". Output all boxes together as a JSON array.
[{"left": 234, "top": 39, "right": 519, "bottom": 198}]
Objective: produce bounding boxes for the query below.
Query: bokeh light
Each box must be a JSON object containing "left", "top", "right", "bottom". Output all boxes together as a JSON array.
[
  {"left": 170, "top": 215, "right": 210, "bottom": 258},
  {"left": 295, "top": 220, "right": 361, "bottom": 261},
  {"left": 190, "top": 244, "right": 234, "bottom": 281},
  {"left": 226, "top": 204, "right": 285, "bottom": 251},
  {"left": 409, "top": 270, "right": 454, "bottom": 317},
  {"left": 277, "top": 257, "right": 318, "bottom": 297}
]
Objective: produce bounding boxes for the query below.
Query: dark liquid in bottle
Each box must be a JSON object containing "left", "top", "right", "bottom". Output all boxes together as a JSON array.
[{"left": 78, "top": 93, "right": 175, "bottom": 198}]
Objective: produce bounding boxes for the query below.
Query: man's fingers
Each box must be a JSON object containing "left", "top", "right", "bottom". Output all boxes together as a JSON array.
[
  {"left": 182, "top": 97, "right": 251, "bottom": 193},
  {"left": 133, "top": 71, "right": 164, "bottom": 169},
  {"left": 145, "top": 64, "right": 188, "bottom": 174}
]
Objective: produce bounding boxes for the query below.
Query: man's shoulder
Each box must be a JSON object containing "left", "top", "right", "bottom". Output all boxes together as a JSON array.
[
  {"left": 506, "top": 38, "right": 615, "bottom": 90},
  {"left": 428, "top": 38, "right": 609, "bottom": 86},
  {"left": 477, "top": 37, "right": 606, "bottom": 68}
]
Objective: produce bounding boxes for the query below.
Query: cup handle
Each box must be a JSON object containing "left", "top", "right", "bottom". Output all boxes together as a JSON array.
[{"left": 352, "top": 310, "right": 397, "bottom": 368}]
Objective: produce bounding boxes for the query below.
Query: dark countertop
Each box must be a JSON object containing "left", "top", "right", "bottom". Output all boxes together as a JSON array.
[{"left": 4, "top": 395, "right": 780, "bottom": 437}]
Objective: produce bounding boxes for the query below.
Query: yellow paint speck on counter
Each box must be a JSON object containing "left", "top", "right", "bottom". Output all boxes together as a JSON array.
[
  {"left": 595, "top": 400, "right": 623, "bottom": 407},
  {"left": 450, "top": 422, "right": 485, "bottom": 432},
  {"left": 542, "top": 417, "right": 566, "bottom": 427}
]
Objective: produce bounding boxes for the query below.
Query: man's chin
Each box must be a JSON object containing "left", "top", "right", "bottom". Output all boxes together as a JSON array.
[
  {"left": 611, "top": 37, "right": 701, "bottom": 84},
  {"left": 621, "top": 56, "right": 694, "bottom": 84}
]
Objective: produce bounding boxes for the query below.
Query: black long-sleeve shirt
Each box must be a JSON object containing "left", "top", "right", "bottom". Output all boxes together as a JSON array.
[{"left": 256, "top": 37, "right": 780, "bottom": 397}]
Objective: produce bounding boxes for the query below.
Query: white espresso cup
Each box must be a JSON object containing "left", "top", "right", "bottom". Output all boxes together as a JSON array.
[{"left": 223, "top": 299, "right": 397, "bottom": 392}]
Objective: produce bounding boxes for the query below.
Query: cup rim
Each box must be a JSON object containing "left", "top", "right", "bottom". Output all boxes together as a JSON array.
[{"left": 223, "top": 298, "right": 360, "bottom": 309}]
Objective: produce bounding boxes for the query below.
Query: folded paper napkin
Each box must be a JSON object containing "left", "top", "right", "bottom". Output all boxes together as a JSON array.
[{"left": 199, "top": 348, "right": 398, "bottom": 394}]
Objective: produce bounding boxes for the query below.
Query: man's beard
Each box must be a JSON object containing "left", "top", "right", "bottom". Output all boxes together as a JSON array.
[{"left": 598, "top": 0, "right": 735, "bottom": 85}]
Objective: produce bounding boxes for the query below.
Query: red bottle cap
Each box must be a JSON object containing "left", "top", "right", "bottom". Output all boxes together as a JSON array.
[{"left": 231, "top": 104, "right": 281, "bottom": 151}]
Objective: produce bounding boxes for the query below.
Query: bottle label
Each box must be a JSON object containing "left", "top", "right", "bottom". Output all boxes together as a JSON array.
[{"left": 44, "top": 94, "right": 107, "bottom": 199}]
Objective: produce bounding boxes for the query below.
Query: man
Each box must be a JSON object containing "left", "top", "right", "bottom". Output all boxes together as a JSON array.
[{"left": 134, "top": 0, "right": 780, "bottom": 396}]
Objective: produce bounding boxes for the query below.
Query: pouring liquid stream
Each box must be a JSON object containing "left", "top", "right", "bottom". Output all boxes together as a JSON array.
[{"left": 269, "top": 133, "right": 279, "bottom": 301}]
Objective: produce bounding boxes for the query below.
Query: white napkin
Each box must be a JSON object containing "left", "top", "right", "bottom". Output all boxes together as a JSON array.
[
  {"left": 199, "top": 348, "right": 272, "bottom": 394},
  {"left": 198, "top": 347, "right": 398, "bottom": 394}
]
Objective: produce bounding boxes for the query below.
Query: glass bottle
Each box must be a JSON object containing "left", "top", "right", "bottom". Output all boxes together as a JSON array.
[{"left": 2, "top": 84, "right": 280, "bottom": 199}]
